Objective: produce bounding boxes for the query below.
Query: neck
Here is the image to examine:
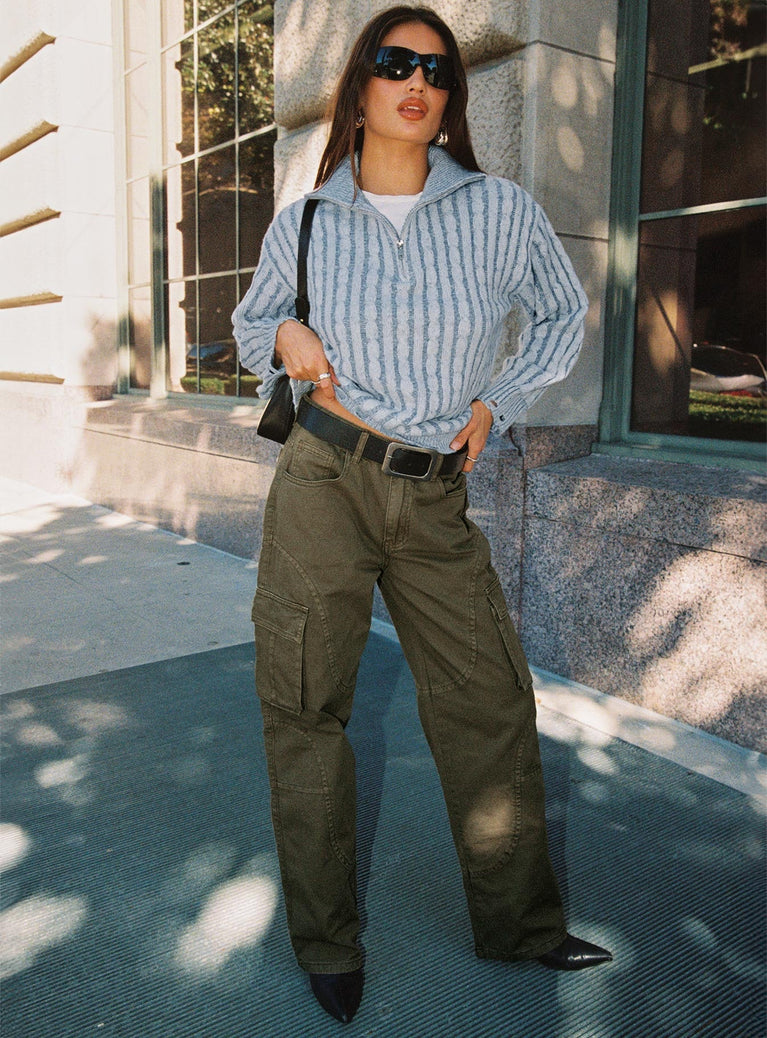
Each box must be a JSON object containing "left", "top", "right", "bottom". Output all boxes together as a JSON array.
[{"left": 359, "top": 139, "right": 430, "bottom": 195}]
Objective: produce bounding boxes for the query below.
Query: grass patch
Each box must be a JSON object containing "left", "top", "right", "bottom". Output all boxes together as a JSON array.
[
  {"left": 179, "top": 375, "right": 262, "bottom": 397},
  {"left": 688, "top": 390, "right": 766, "bottom": 442}
]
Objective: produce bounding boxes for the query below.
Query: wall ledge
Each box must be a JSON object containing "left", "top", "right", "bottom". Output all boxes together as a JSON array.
[
  {"left": 79, "top": 395, "right": 268, "bottom": 458},
  {"left": 526, "top": 452, "right": 767, "bottom": 561}
]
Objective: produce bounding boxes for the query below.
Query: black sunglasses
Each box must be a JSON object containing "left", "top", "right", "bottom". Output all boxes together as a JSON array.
[{"left": 372, "top": 46, "right": 455, "bottom": 91}]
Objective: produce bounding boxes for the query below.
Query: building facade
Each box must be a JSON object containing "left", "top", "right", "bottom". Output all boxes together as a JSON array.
[{"left": 1, "top": 0, "right": 765, "bottom": 751}]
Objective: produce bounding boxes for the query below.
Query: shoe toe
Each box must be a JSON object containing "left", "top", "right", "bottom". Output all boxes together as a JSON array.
[
  {"left": 309, "top": 968, "right": 364, "bottom": 1023},
  {"left": 537, "top": 934, "right": 612, "bottom": 971}
]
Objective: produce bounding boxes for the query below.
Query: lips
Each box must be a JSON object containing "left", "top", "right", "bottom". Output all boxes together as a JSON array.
[{"left": 397, "top": 98, "right": 428, "bottom": 119}]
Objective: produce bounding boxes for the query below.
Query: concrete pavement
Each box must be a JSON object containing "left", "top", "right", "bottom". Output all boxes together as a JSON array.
[{"left": 1, "top": 477, "right": 765, "bottom": 1037}]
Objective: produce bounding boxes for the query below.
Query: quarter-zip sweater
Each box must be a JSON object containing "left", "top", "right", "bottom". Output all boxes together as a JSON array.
[{"left": 233, "top": 147, "right": 588, "bottom": 453}]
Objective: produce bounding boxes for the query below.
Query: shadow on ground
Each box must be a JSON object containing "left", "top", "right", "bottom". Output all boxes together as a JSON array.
[{"left": 1, "top": 637, "right": 764, "bottom": 1037}]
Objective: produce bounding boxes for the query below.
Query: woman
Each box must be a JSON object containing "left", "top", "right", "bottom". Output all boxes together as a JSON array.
[{"left": 233, "top": 5, "right": 611, "bottom": 1024}]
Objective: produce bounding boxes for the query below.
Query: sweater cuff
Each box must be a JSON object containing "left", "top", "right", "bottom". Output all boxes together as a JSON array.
[
  {"left": 477, "top": 391, "right": 527, "bottom": 435},
  {"left": 261, "top": 364, "right": 285, "bottom": 399},
  {"left": 477, "top": 392, "right": 518, "bottom": 433}
]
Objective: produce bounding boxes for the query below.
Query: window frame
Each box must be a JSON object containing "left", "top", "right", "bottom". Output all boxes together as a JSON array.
[
  {"left": 114, "top": 0, "right": 275, "bottom": 401},
  {"left": 599, "top": 0, "right": 765, "bottom": 470}
]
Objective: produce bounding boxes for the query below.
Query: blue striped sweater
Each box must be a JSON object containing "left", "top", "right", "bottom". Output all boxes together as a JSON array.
[{"left": 233, "top": 147, "right": 587, "bottom": 453}]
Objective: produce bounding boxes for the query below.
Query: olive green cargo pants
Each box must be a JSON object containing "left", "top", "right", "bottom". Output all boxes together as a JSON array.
[{"left": 253, "top": 420, "right": 567, "bottom": 974}]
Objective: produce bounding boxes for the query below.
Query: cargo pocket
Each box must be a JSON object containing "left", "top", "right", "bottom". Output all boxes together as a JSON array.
[
  {"left": 252, "top": 586, "right": 308, "bottom": 714},
  {"left": 485, "top": 576, "right": 533, "bottom": 691}
]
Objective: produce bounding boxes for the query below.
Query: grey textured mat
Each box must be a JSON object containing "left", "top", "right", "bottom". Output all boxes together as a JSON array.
[{"left": 1, "top": 638, "right": 764, "bottom": 1037}]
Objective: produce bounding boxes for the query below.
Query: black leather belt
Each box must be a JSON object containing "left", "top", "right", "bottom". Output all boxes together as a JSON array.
[{"left": 296, "top": 397, "right": 467, "bottom": 481}]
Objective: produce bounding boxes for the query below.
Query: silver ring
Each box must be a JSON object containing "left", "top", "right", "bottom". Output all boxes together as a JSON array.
[
  {"left": 467, "top": 455, "right": 478, "bottom": 463},
  {"left": 316, "top": 372, "right": 331, "bottom": 381}
]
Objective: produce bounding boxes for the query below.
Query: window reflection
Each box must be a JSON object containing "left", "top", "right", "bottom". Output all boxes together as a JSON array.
[
  {"left": 193, "top": 276, "right": 238, "bottom": 394},
  {"left": 161, "top": 0, "right": 194, "bottom": 45},
  {"left": 239, "top": 130, "right": 276, "bottom": 269},
  {"left": 145, "top": 0, "right": 274, "bottom": 396},
  {"left": 128, "top": 178, "right": 151, "bottom": 285},
  {"left": 198, "top": 0, "right": 230, "bottom": 23},
  {"left": 164, "top": 38, "right": 195, "bottom": 160},
  {"left": 165, "top": 160, "right": 196, "bottom": 281},
  {"left": 167, "top": 280, "right": 192, "bottom": 393},
  {"left": 642, "top": 0, "right": 766, "bottom": 212},
  {"left": 126, "top": 64, "right": 149, "bottom": 179},
  {"left": 198, "top": 10, "right": 236, "bottom": 152},
  {"left": 182, "top": 283, "right": 200, "bottom": 393},
  {"left": 198, "top": 147, "right": 236, "bottom": 275},
  {"left": 632, "top": 0, "right": 766, "bottom": 445},
  {"left": 238, "top": 0, "right": 275, "bottom": 133},
  {"left": 129, "top": 287, "right": 152, "bottom": 390},
  {"left": 125, "top": 0, "right": 148, "bottom": 69},
  {"left": 632, "top": 208, "right": 766, "bottom": 441}
]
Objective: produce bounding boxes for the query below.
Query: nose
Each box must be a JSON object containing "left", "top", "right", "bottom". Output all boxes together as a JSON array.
[{"left": 406, "top": 65, "right": 427, "bottom": 91}]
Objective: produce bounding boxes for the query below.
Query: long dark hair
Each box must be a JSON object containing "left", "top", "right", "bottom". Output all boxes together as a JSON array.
[{"left": 315, "top": 5, "right": 481, "bottom": 189}]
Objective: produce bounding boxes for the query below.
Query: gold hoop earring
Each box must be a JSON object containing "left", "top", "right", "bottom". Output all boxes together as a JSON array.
[
  {"left": 355, "top": 110, "right": 365, "bottom": 128},
  {"left": 434, "top": 126, "right": 448, "bottom": 147}
]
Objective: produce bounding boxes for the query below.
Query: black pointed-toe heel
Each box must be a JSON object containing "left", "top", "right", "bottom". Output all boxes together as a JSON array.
[
  {"left": 537, "top": 934, "right": 612, "bottom": 971},
  {"left": 309, "top": 968, "right": 364, "bottom": 1023}
]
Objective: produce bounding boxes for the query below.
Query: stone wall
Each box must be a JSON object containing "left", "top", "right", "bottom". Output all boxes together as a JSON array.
[{"left": 521, "top": 455, "right": 767, "bottom": 752}]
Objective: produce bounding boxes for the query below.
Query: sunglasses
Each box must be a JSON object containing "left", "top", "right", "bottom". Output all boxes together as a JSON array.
[{"left": 371, "top": 46, "right": 455, "bottom": 91}]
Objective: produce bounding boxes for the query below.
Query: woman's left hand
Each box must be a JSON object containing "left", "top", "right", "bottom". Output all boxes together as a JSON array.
[{"left": 450, "top": 400, "right": 493, "bottom": 473}]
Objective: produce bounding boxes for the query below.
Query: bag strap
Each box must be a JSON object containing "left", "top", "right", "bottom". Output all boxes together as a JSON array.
[{"left": 295, "top": 198, "right": 319, "bottom": 327}]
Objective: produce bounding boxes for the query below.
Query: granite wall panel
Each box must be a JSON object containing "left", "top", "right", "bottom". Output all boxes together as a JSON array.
[{"left": 521, "top": 458, "right": 767, "bottom": 751}]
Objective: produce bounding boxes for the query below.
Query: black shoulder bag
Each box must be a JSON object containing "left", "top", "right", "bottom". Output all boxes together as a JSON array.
[{"left": 256, "top": 197, "right": 319, "bottom": 444}]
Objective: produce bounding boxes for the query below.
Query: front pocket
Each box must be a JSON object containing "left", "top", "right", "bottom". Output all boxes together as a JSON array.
[
  {"left": 252, "top": 587, "right": 308, "bottom": 714},
  {"left": 439, "top": 470, "right": 467, "bottom": 498},
  {"left": 283, "top": 435, "right": 347, "bottom": 485},
  {"left": 485, "top": 576, "right": 533, "bottom": 691}
]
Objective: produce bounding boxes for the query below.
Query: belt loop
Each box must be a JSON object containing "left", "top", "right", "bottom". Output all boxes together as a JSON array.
[{"left": 352, "top": 431, "right": 369, "bottom": 463}]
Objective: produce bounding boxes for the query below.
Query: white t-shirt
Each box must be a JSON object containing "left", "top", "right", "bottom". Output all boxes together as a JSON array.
[{"left": 362, "top": 191, "right": 423, "bottom": 234}]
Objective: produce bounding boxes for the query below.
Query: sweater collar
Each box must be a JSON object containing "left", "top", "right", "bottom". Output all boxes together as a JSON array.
[{"left": 312, "top": 146, "right": 484, "bottom": 208}]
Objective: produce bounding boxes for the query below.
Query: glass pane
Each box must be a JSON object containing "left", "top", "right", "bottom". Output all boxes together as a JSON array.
[
  {"left": 164, "top": 38, "right": 195, "bottom": 161},
  {"left": 129, "top": 286, "right": 152, "bottom": 390},
  {"left": 238, "top": 129, "right": 275, "bottom": 268},
  {"left": 126, "top": 64, "right": 149, "bottom": 180},
  {"left": 237, "top": 359, "right": 263, "bottom": 397},
  {"left": 641, "top": 1, "right": 767, "bottom": 212},
  {"left": 198, "top": 0, "right": 232, "bottom": 23},
  {"left": 125, "top": 0, "right": 148, "bottom": 69},
  {"left": 198, "top": 146, "right": 236, "bottom": 274},
  {"left": 162, "top": 0, "right": 194, "bottom": 45},
  {"left": 167, "top": 280, "right": 197, "bottom": 392},
  {"left": 165, "top": 161, "right": 196, "bottom": 280},
  {"left": 238, "top": 0, "right": 274, "bottom": 133},
  {"left": 631, "top": 207, "right": 766, "bottom": 442},
  {"left": 195, "top": 276, "right": 238, "bottom": 394},
  {"left": 128, "top": 178, "right": 151, "bottom": 285},
  {"left": 197, "top": 11, "right": 236, "bottom": 152}
]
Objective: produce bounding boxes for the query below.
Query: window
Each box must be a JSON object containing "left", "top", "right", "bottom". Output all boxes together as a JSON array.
[
  {"left": 120, "top": 0, "right": 274, "bottom": 397},
  {"left": 603, "top": 0, "right": 766, "bottom": 462}
]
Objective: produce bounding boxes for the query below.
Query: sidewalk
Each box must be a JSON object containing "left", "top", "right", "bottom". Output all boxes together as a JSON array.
[{"left": 1, "top": 477, "right": 764, "bottom": 1037}]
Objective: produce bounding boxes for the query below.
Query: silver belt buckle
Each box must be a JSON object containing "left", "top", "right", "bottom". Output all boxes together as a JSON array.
[{"left": 381, "top": 441, "right": 440, "bottom": 481}]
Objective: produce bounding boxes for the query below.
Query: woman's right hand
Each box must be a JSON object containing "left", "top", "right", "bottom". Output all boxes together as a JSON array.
[{"left": 274, "top": 320, "right": 340, "bottom": 402}]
